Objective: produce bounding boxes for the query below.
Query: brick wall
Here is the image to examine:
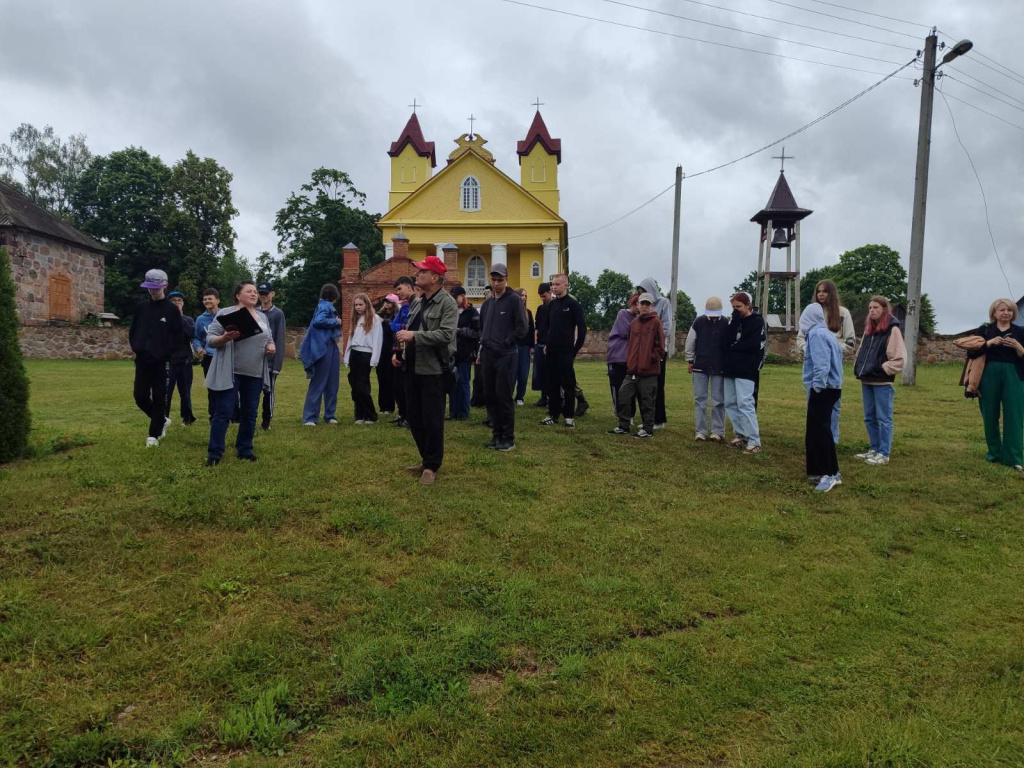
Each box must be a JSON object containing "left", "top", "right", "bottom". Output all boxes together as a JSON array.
[{"left": 6, "top": 234, "right": 105, "bottom": 324}]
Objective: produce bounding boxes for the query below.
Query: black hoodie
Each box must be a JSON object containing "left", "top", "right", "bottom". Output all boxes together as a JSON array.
[
  {"left": 720, "top": 308, "right": 766, "bottom": 381},
  {"left": 129, "top": 297, "right": 186, "bottom": 364}
]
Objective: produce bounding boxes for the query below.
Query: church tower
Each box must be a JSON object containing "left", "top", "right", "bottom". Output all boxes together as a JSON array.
[
  {"left": 517, "top": 110, "right": 561, "bottom": 213},
  {"left": 388, "top": 113, "right": 436, "bottom": 210}
]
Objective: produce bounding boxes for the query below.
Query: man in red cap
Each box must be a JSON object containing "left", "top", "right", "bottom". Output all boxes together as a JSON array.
[{"left": 394, "top": 255, "right": 458, "bottom": 485}]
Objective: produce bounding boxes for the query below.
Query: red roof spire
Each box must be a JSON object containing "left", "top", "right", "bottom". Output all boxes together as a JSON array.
[
  {"left": 517, "top": 110, "right": 561, "bottom": 164},
  {"left": 388, "top": 113, "right": 436, "bottom": 168}
]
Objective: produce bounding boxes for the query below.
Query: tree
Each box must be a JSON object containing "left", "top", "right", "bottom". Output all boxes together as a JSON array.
[
  {"left": 0, "top": 246, "right": 31, "bottom": 463},
  {"left": 567, "top": 271, "right": 600, "bottom": 329},
  {"left": 274, "top": 169, "right": 384, "bottom": 325},
  {"left": 675, "top": 289, "right": 697, "bottom": 334},
  {"left": 594, "top": 269, "right": 635, "bottom": 330},
  {"left": 734, "top": 270, "right": 786, "bottom": 314},
  {"left": 0, "top": 123, "right": 92, "bottom": 218},
  {"left": 217, "top": 252, "right": 256, "bottom": 298}
]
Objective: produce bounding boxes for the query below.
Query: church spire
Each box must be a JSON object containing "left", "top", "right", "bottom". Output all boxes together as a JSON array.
[
  {"left": 388, "top": 112, "right": 436, "bottom": 168},
  {"left": 517, "top": 110, "right": 561, "bottom": 164},
  {"left": 388, "top": 112, "right": 436, "bottom": 210},
  {"left": 517, "top": 107, "right": 560, "bottom": 213}
]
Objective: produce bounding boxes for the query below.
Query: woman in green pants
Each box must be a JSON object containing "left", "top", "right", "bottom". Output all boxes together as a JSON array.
[{"left": 968, "top": 299, "right": 1024, "bottom": 472}]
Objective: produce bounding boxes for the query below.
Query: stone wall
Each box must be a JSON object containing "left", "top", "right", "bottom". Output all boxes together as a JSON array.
[{"left": 5, "top": 234, "right": 105, "bottom": 324}]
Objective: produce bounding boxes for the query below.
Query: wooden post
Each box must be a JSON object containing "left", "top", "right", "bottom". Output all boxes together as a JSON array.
[
  {"left": 755, "top": 227, "right": 764, "bottom": 310},
  {"left": 785, "top": 238, "right": 792, "bottom": 330},
  {"left": 794, "top": 220, "right": 801, "bottom": 330},
  {"left": 762, "top": 219, "right": 773, "bottom": 317}
]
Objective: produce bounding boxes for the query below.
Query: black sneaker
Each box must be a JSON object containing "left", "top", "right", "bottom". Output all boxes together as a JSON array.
[
  {"left": 607, "top": 427, "right": 630, "bottom": 435},
  {"left": 260, "top": 420, "right": 270, "bottom": 431},
  {"left": 204, "top": 458, "right": 220, "bottom": 467},
  {"left": 497, "top": 441, "right": 515, "bottom": 452},
  {"left": 575, "top": 399, "right": 590, "bottom": 418},
  {"left": 539, "top": 417, "right": 556, "bottom": 426},
  {"left": 633, "top": 429, "right": 653, "bottom": 439},
  {"left": 482, "top": 419, "right": 493, "bottom": 429},
  {"left": 484, "top": 439, "right": 498, "bottom": 449},
  {"left": 534, "top": 398, "right": 548, "bottom": 408},
  {"left": 238, "top": 454, "right": 258, "bottom": 462}
]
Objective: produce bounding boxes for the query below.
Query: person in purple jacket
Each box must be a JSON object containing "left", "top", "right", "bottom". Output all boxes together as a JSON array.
[{"left": 607, "top": 295, "right": 639, "bottom": 417}]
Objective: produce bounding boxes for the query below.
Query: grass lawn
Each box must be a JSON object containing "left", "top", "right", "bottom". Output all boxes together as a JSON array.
[{"left": 1, "top": 359, "right": 1022, "bottom": 767}]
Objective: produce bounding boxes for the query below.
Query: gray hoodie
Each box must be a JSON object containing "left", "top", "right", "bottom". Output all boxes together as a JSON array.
[{"left": 637, "top": 278, "right": 674, "bottom": 340}]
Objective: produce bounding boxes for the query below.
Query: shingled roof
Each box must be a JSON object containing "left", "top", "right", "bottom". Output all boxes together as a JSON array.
[
  {"left": 750, "top": 171, "right": 812, "bottom": 225},
  {"left": 0, "top": 180, "right": 107, "bottom": 252},
  {"left": 388, "top": 113, "right": 437, "bottom": 168},
  {"left": 517, "top": 111, "right": 561, "bottom": 164}
]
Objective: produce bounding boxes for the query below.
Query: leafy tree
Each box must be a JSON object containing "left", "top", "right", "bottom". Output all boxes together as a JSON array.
[
  {"left": 675, "top": 289, "right": 697, "bottom": 334},
  {"left": 274, "top": 169, "right": 384, "bottom": 325},
  {"left": 594, "top": 269, "right": 635, "bottom": 330},
  {"left": 0, "top": 123, "right": 92, "bottom": 217},
  {"left": 0, "top": 246, "right": 31, "bottom": 463},
  {"left": 734, "top": 270, "right": 786, "bottom": 314},
  {"left": 217, "top": 252, "right": 256, "bottom": 298},
  {"left": 567, "top": 271, "right": 600, "bottom": 329}
]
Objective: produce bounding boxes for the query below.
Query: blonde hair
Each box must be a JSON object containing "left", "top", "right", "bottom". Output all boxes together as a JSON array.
[
  {"left": 350, "top": 293, "right": 374, "bottom": 336},
  {"left": 989, "top": 298, "right": 1019, "bottom": 323}
]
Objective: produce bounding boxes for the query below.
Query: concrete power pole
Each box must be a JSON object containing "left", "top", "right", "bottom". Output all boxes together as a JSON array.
[
  {"left": 668, "top": 164, "right": 682, "bottom": 358},
  {"left": 903, "top": 30, "right": 938, "bottom": 386}
]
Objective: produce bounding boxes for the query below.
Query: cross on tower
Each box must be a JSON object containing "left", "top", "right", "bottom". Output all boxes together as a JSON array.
[
  {"left": 467, "top": 114, "right": 476, "bottom": 138},
  {"left": 408, "top": 98, "right": 420, "bottom": 113},
  {"left": 772, "top": 146, "right": 795, "bottom": 172},
  {"left": 532, "top": 97, "right": 544, "bottom": 110}
]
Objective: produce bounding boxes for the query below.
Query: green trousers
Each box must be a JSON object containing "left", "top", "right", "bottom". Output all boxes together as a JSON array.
[{"left": 978, "top": 361, "right": 1024, "bottom": 467}]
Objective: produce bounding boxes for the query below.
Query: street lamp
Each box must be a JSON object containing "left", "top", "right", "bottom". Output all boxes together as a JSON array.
[{"left": 941, "top": 39, "right": 974, "bottom": 65}]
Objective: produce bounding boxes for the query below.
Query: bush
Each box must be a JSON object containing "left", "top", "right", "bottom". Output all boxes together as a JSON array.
[{"left": 0, "top": 246, "right": 31, "bottom": 463}]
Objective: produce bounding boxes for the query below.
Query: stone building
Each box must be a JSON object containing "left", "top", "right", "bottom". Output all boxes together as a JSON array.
[{"left": 0, "top": 180, "right": 107, "bottom": 325}]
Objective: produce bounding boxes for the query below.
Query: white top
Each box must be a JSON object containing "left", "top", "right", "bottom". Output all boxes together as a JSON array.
[
  {"left": 344, "top": 313, "right": 383, "bottom": 368},
  {"left": 796, "top": 305, "right": 857, "bottom": 355}
]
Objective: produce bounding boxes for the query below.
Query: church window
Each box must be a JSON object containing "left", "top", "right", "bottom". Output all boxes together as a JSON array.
[
  {"left": 530, "top": 261, "right": 541, "bottom": 279},
  {"left": 466, "top": 254, "right": 487, "bottom": 297},
  {"left": 531, "top": 159, "right": 546, "bottom": 183},
  {"left": 461, "top": 176, "right": 481, "bottom": 212}
]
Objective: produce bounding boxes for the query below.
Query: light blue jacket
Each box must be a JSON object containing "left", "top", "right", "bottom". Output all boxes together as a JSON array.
[
  {"left": 801, "top": 304, "right": 843, "bottom": 392},
  {"left": 299, "top": 300, "right": 342, "bottom": 373}
]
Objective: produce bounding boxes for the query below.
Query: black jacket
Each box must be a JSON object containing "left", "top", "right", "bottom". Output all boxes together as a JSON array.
[
  {"left": 535, "top": 302, "right": 550, "bottom": 345},
  {"left": 169, "top": 314, "right": 196, "bottom": 365},
  {"left": 855, "top": 316, "right": 900, "bottom": 383},
  {"left": 479, "top": 290, "right": 527, "bottom": 355},
  {"left": 518, "top": 308, "right": 535, "bottom": 347},
  {"left": 454, "top": 304, "right": 481, "bottom": 363},
  {"left": 546, "top": 294, "right": 587, "bottom": 353},
  {"left": 720, "top": 309, "right": 766, "bottom": 381},
  {"left": 690, "top": 314, "right": 727, "bottom": 374},
  {"left": 129, "top": 298, "right": 185, "bottom": 364}
]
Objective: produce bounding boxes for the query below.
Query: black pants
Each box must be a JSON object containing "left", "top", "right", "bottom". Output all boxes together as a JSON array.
[
  {"left": 393, "top": 361, "right": 407, "bottom": 419},
  {"left": 134, "top": 360, "right": 167, "bottom": 438},
  {"left": 348, "top": 350, "right": 377, "bottom": 422},
  {"left": 406, "top": 373, "right": 446, "bottom": 471},
  {"left": 376, "top": 359, "right": 395, "bottom": 413},
  {"left": 546, "top": 349, "right": 577, "bottom": 421},
  {"left": 806, "top": 388, "right": 842, "bottom": 477},
  {"left": 261, "top": 371, "right": 277, "bottom": 426},
  {"left": 655, "top": 357, "right": 668, "bottom": 424},
  {"left": 471, "top": 361, "right": 486, "bottom": 408},
  {"left": 165, "top": 362, "right": 195, "bottom": 422},
  {"left": 482, "top": 349, "right": 517, "bottom": 442},
  {"left": 200, "top": 355, "right": 215, "bottom": 420}
]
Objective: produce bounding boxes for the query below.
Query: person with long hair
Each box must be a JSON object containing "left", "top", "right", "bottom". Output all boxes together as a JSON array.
[
  {"left": 720, "top": 291, "right": 766, "bottom": 454},
  {"left": 299, "top": 284, "right": 342, "bottom": 426},
  {"left": 797, "top": 279, "right": 857, "bottom": 444},
  {"left": 203, "top": 280, "right": 275, "bottom": 465},
  {"left": 376, "top": 294, "right": 398, "bottom": 416},
  {"left": 344, "top": 292, "right": 383, "bottom": 424},
  {"left": 801, "top": 303, "right": 844, "bottom": 492},
  {"left": 965, "top": 299, "right": 1024, "bottom": 472},
  {"left": 853, "top": 295, "right": 906, "bottom": 466}
]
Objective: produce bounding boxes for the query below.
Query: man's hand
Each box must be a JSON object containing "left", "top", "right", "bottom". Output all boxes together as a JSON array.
[
  {"left": 391, "top": 354, "right": 401, "bottom": 369},
  {"left": 396, "top": 330, "right": 415, "bottom": 343},
  {"left": 687, "top": 363, "right": 694, "bottom": 374}
]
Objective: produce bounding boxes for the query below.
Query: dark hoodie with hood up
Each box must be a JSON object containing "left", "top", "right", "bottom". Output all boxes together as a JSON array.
[{"left": 720, "top": 307, "right": 766, "bottom": 381}]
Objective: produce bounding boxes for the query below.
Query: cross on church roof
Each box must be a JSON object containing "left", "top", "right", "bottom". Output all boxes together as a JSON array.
[
  {"left": 532, "top": 97, "right": 544, "bottom": 110},
  {"left": 467, "top": 114, "right": 476, "bottom": 138},
  {"left": 772, "top": 146, "right": 795, "bottom": 172},
  {"left": 408, "top": 98, "right": 420, "bottom": 113}
]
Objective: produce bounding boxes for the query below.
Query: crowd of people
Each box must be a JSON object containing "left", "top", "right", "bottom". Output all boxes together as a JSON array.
[{"left": 127, "top": 266, "right": 1024, "bottom": 490}]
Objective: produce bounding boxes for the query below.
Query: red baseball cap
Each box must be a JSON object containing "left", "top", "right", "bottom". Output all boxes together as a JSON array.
[{"left": 411, "top": 255, "right": 447, "bottom": 276}]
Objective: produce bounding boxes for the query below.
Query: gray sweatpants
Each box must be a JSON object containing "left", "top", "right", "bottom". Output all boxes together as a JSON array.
[
  {"left": 618, "top": 374, "right": 657, "bottom": 433},
  {"left": 693, "top": 372, "right": 725, "bottom": 437}
]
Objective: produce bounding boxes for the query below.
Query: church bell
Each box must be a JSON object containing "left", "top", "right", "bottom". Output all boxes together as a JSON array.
[{"left": 770, "top": 227, "right": 790, "bottom": 249}]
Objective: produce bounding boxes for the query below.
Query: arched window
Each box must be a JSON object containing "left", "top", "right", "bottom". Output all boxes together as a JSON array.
[
  {"left": 400, "top": 159, "right": 417, "bottom": 184},
  {"left": 461, "top": 176, "right": 481, "bottom": 212},
  {"left": 466, "top": 254, "right": 487, "bottom": 297},
  {"left": 531, "top": 159, "right": 546, "bottom": 183},
  {"left": 530, "top": 261, "right": 542, "bottom": 279}
]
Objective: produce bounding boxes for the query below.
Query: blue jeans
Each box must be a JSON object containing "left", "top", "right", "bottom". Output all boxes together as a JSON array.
[
  {"left": 302, "top": 343, "right": 340, "bottom": 423},
  {"left": 693, "top": 372, "right": 725, "bottom": 437},
  {"left": 515, "top": 345, "right": 531, "bottom": 401},
  {"left": 862, "top": 383, "right": 895, "bottom": 456},
  {"left": 451, "top": 361, "right": 472, "bottom": 419},
  {"left": 208, "top": 374, "right": 262, "bottom": 460},
  {"left": 724, "top": 377, "right": 761, "bottom": 446}
]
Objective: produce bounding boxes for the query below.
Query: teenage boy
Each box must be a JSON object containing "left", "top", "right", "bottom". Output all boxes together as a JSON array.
[
  {"left": 165, "top": 291, "right": 196, "bottom": 425},
  {"left": 257, "top": 282, "right": 286, "bottom": 430},
  {"left": 129, "top": 269, "right": 184, "bottom": 446},
  {"left": 390, "top": 275, "right": 416, "bottom": 427},
  {"left": 194, "top": 288, "right": 221, "bottom": 421},
  {"left": 533, "top": 282, "right": 551, "bottom": 407},
  {"left": 539, "top": 273, "right": 586, "bottom": 428},
  {"left": 608, "top": 293, "right": 665, "bottom": 439},
  {"left": 479, "top": 264, "right": 527, "bottom": 451}
]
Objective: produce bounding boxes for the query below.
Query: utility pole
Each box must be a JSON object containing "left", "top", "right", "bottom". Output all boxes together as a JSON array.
[
  {"left": 903, "top": 29, "right": 938, "bottom": 386},
  {"left": 668, "top": 164, "right": 682, "bottom": 358}
]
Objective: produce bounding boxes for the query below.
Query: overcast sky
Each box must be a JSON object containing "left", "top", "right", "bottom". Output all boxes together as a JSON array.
[{"left": 2, "top": 0, "right": 1021, "bottom": 332}]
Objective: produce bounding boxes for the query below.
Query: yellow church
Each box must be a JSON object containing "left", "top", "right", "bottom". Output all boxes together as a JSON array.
[{"left": 375, "top": 109, "right": 568, "bottom": 313}]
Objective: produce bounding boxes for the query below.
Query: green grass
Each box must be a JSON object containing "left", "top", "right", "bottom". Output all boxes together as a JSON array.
[{"left": 1, "top": 359, "right": 1022, "bottom": 767}]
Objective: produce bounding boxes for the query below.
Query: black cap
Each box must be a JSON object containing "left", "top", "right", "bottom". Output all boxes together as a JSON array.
[
  {"left": 450, "top": 285, "right": 466, "bottom": 298},
  {"left": 538, "top": 282, "right": 551, "bottom": 295},
  {"left": 257, "top": 282, "right": 274, "bottom": 293}
]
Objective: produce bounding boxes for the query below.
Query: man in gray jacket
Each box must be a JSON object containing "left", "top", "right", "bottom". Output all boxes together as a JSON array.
[
  {"left": 394, "top": 256, "right": 457, "bottom": 485},
  {"left": 636, "top": 278, "right": 674, "bottom": 429},
  {"left": 257, "top": 282, "right": 286, "bottom": 430}
]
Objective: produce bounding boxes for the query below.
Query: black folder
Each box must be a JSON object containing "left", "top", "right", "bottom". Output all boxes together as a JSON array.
[{"left": 218, "top": 307, "right": 263, "bottom": 341}]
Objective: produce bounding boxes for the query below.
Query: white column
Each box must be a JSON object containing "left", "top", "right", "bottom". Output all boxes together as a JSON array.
[
  {"left": 542, "top": 241, "right": 559, "bottom": 280},
  {"left": 435, "top": 243, "right": 445, "bottom": 260},
  {"left": 384, "top": 243, "right": 394, "bottom": 260},
  {"left": 490, "top": 243, "right": 507, "bottom": 268}
]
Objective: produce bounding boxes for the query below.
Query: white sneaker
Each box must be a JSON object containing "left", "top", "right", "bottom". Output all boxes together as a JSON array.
[
  {"left": 303, "top": 421, "right": 317, "bottom": 427},
  {"left": 866, "top": 454, "right": 889, "bottom": 465},
  {"left": 326, "top": 418, "right": 339, "bottom": 425},
  {"left": 654, "top": 423, "right": 667, "bottom": 430},
  {"left": 695, "top": 432, "right": 707, "bottom": 441},
  {"left": 814, "top": 474, "right": 841, "bottom": 493},
  {"left": 354, "top": 419, "right": 365, "bottom": 425},
  {"left": 564, "top": 418, "right": 576, "bottom": 429},
  {"left": 146, "top": 437, "right": 159, "bottom": 447},
  {"left": 853, "top": 450, "right": 877, "bottom": 461},
  {"left": 515, "top": 399, "right": 525, "bottom": 406},
  {"left": 161, "top": 417, "right": 171, "bottom": 438}
]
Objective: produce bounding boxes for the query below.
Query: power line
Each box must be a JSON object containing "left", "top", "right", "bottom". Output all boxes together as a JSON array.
[
  {"left": 936, "top": 31, "right": 1024, "bottom": 85},
  {"left": 500, "top": 0, "right": 908, "bottom": 76},
  {"left": 940, "top": 91, "right": 1024, "bottom": 133},
  {"left": 799, "top": 0, "right": 929, "bottom": 30},
  {"left": 944, "top": 66, "right": 1024, "bottom": 110},
  {"left": 936, "top": 87, "right": 1015, "bottom": 297},
  {"left": 956, "top": 56, "right": 1024, "bottom": 90},
  {"left": 595, "top": 0, "right": 904, "bottom": 65},
  {"left": 942, "top": 74, "right": 1024, "bottom": 115},
  {"left": 755, "top": 0, "right": 920, "bottom": 41},
  {"left": 570, "top": 57, "right": 917, "bottom": 240}
]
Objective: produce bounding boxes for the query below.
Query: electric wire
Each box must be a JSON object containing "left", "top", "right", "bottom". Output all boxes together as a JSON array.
[
  {"left": 943, "top": 66, "right": 1024, "bottom": 110},
  {"left": 595, "top": 0, "right": 904, "bottom": 65},
  {"left": 799, "top": 0, "right": 929, "bottom": 29},
  {"left": 936, "top": 86, "right": 1015, "bottom": 297},
  {"left": 570, "top": 57, "right": 917, "bottom": 240},
  {"left": 937, "top": 30, "right": 1024, "bottom": 85},
  {"left": 500, "top": 0, "right": 908, "bottom": 76},
  {"left": 939, "top": 91, "right": 1024, "bottom": 133},
  {"left": 954, "top": 56, "right": 1024, "bottom": 90},
  {"left": 755, "top": 0, "right": 920, "bottom": 40},
  {"left": 942, "top": 74, "right": 1024, "bottom": 115}
]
